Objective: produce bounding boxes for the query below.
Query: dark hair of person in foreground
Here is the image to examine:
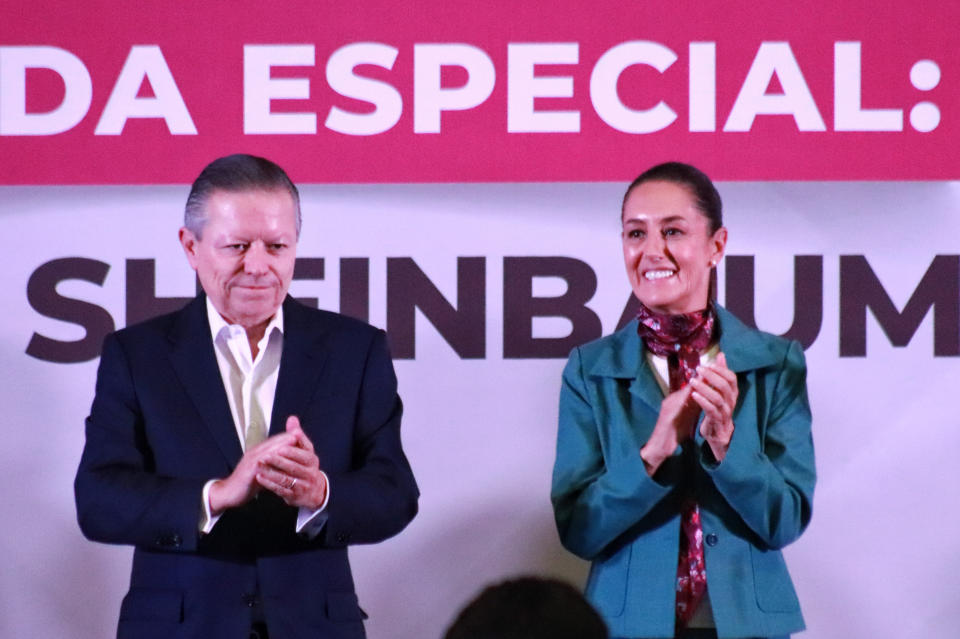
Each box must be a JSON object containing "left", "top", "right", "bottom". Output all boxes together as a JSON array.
[{"left": 443, "top": 576, "right": 608, "bottom": 639}]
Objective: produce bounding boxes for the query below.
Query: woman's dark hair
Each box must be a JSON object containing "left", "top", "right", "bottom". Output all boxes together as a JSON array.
[{"left": 621, "top": 161, "right": 722, "bottom": 233}]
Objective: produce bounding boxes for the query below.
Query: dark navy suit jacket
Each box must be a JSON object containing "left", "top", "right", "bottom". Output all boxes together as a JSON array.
[{"left": 75, "top": 295, "right": 419, "bottom": 639}]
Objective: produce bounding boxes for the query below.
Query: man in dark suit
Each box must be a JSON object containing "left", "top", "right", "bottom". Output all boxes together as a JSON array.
[{"left": 75, "top": 154, "right": 419, "bottom": 639}]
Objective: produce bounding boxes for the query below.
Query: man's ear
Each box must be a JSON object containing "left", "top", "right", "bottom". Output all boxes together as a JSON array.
[{"left": 179, "top": 227, "right": 200, "bottom": 269}]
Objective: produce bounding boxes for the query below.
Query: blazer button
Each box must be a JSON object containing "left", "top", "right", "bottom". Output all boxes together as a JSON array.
[
  {"left": 336, "top": 532, "right": 350, "bottom": 543},
  {"left": 155, "top": 533, "right": 182, "bottom": 548},
  {"left": 705, "top": 533, "right": 718, "bottom": 546}
]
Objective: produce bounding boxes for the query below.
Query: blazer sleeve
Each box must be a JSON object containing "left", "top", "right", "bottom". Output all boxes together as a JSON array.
[
  {"left": 551, "top": 346, "right": 674, "bottom": 561},
  {"left": 319, "top": 330, "right": 419, "bottom": 547},
  {"left": 700, "top": 340, "right": 816, "bottom": 549},
  {"left": 74, "top": 333, "right": 206, "bottom": 552}
]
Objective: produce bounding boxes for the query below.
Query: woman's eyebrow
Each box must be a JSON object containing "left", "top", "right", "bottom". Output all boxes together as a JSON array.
[{"left": 623, "top": 214, "right": 686, "bottom": 225}]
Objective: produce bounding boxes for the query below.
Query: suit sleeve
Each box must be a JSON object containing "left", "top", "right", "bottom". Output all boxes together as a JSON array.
[
  {"left": 74, "top": 333, "right": 205, "bottom": 552},
  {"left": 701, "top": 340, "right": 816, "bottom": 549},
  {"left": 551, "top": 347, "right": 674, "bottom": 561},
  {"left": 320, "top": 330, "right": 419, "bottom": 546}
]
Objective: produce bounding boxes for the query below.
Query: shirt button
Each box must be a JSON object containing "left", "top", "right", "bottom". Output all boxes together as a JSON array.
[{"left": 705, "top": 533, "right": 719, "bottom": 546}]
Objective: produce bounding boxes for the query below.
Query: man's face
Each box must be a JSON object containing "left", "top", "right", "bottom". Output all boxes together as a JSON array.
[{"left": 180, "top": 188, "right": 298, "bottom": 330}]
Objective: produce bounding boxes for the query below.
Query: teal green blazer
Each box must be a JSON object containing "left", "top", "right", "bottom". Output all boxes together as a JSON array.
[{"left": 552, "top": 306, "right": 815, "bottom": 639}]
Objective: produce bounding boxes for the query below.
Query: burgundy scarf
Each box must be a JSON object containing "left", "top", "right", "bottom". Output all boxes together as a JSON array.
[
  {"left": 635, "top": 303, "right": 716, "bottom": 392},
  {"left": 635, "top": 302, "right": 716, "bottom": 631}
]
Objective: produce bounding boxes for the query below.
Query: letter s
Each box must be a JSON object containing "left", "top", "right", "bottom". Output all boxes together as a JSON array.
[{"left": 26, "top": 258, "right": 115, "bottom": 363}]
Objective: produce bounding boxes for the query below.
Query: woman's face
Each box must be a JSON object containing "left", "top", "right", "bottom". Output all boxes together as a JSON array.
[{"left": 621, "top": 180, "right": 727, "bottom": 315}]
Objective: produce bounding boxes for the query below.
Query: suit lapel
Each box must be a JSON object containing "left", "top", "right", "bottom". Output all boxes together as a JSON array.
[
  {"left": 167, "top": 295, "right": 244, "bottom": 466},
  {"left": 269, "top": 297, "right": 332, "bottom": 436}
]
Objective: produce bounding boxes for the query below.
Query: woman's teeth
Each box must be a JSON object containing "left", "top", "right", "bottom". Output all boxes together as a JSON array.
[{"left": 644, "top": 269, "right": 675, "bottom": 280}]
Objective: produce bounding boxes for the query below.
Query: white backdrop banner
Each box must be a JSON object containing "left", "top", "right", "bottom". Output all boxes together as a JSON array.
[{"left": 2, "top": 182, "right": 958, "bottom": 638}]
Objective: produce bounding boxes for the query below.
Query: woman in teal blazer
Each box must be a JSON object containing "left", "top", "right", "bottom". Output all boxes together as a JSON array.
[{"left": 552, "top": 163, "right": 815, "bottom": 639}]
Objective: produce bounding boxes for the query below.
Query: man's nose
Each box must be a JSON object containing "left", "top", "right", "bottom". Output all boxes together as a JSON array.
[{"left": 242, "top": 243, "right": 270, "bottom": 275}]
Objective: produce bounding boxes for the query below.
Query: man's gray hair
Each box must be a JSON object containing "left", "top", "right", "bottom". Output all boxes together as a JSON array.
[{"left": 184, "top": 154, "right": 302, "bottom": 238}]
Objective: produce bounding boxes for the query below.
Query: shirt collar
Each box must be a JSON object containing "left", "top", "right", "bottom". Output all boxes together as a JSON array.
[{"left": 206, "top": 296, "right": 284, "bottom": 345}]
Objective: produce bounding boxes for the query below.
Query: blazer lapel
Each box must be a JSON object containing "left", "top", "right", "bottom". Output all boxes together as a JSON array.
[
  {"left": 628, "top": 361, "right": 666, "bottom": 414},
  {"left": 715, "top": 305, "right": 783, "bottom": 373},
  {"left": 589, "top": 319, "right": 664, "bottom": 414},
  {"left": 269, "top": 297, "right": 332, "bottom": 436},
  {"left": 711, "top": 305, "right": 788, "bottom": 424},
  {"left": 167, "top": 295, "right": 244, "bottom": 466}
]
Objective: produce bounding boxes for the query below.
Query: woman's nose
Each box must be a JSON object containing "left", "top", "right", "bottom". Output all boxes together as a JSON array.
[{"left": 645, "top": 233, "right": 667, "bottom": 257}]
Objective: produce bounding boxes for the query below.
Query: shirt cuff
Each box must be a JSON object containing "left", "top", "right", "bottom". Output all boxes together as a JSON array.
[
  {"left": 199, "top": 479, "right": 223, "bottom": 534},
  {"left": 295, "top": 471, "right": 331, "bottom": 539}
]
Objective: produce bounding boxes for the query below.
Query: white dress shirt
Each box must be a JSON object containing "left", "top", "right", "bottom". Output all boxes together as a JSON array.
[{"left": 200, "top": 297, "right": 328, "bottom": 536}]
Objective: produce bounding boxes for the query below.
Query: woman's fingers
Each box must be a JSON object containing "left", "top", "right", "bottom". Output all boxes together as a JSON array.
[{"left": 695, "top": 360, "right": 738, "bottom": 406}]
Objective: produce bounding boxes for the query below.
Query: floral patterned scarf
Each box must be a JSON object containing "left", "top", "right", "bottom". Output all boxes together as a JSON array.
[{"left": 635, "top": 302, "right": 716, "bottom": 392}]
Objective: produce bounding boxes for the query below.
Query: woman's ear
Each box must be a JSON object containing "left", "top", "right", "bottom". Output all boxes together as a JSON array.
[{"left": 710, "top": 227, "right": 728, "bottom": 266}]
